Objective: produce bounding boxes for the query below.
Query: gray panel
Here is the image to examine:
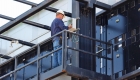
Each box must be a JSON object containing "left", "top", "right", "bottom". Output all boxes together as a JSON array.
[
  {"left": 66, "top": 65, "right": 111, "bottom": 80},
  {"left": 40, "top": 65, "right": 63, "bottom": 80}
]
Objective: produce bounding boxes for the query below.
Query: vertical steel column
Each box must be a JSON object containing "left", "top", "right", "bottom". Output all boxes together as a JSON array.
[
  {"left": 105, "top": 26, "right": 108, "bottom": 75},
  {"left": 105, "top": 18, "right": 108, "bottom": 75},
  {"left": 72, "top": 0, "right": 80, "bottom": 68},
  {"left": 14, "top": 57, "right": 17, "bottom": 80},
  {"left": 72, "top": 0, "right": 80, "bottom": 18},
  {"left": 37, "top": 45, "right": 40, "bottom": 80},
  {"left": 77, "top": 0, "right": 96, "bottom": 71},
  {"left": 92, "top": 4, "right": 96, "bottom": 71},
  {"left": 62, "top": 31, "right": 65, "bottom": 69},
  {"left": 63, "top": 30, "right": 68, "bottom": 70},
  {"left": 111, "top": 44, "right": 114, "bottom": 79}
]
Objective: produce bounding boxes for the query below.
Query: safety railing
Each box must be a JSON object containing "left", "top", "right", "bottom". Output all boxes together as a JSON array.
[
  {"left": 65, "top": 30, "right": 113, "bottom": 76},
  {"left": 0, "top": 30, "right": 113, "bottom": 80}
]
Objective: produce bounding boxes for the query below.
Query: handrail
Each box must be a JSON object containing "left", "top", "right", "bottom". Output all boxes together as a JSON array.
[
  {"left": 0, "top": 30, "right": 113, "bottom": 79},
  {"left": 0, "top": 47, "right": 62, "bottom": 79},
  {"left": 66, "top": 30, "right": 112, "bottom": 45},
  {"left": 68, "top": 47, "right": 112, "bottom": 60}
]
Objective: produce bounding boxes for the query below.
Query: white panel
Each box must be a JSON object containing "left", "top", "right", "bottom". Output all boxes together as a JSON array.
[
  {"left": 8, "top": 46, "right": 30, "bottom": 57},
  {"left": 0, "top": 58, "right": 7, "bottom": 64},
  {"left": 96, "top": 8, "right": 103, "bottom": 13},
  {"left": 96, "top": 0, "right": 122, "bottom": 13},
  {"left": 0, "top": 19, "right": 9, "bottom": 27},
  {"left": 0, "top": 39, "right": 23, "bottom": 55},
  {"left": 27, "top": 0, "right": 44, "bottom": 4},
  {"left": 0, "top": 0, "right": 31, "bottom": 18},
  {"left": 0, "top": 39, "right": 8, "bottom": 54},
  {"left": 6, "top": 24, "right": 33, "bottom": 41},
  {"left": 0, "top": 0, "right": 72, "bottom": 58},
  {"left": 50, "top": 0, "right": 72, "bottom": 12},
  {"left": 97, "top": 0, "right": 122, "bottom": 5},
  {"left": 28, "top": 0, "right": 72, "bottom": 25},
  {"left": 97, "top": 0, "right": 109, "bottom": 4},
  {"left": 32, "top": 31, "right": 51, "bottom": 43}
]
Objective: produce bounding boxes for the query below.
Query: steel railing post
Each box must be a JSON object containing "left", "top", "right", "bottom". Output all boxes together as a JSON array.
[
  {"left": 37, "top": 45, "right": 40, "bottom": 80},
  {"left": 62, "top": 30, "right": 68, "bottom": 70},
  {"left": 111, "top": 44, "right": 114, "bottom": 79},
  {"left": 62, "top": 31, "right": 65, "bottom": 69},
  {"left": 14, "top": 57, "right": 17, "bottom": 80}
]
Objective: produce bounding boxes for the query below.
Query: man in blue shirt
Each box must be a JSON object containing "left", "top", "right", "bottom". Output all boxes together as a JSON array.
[{"left": 51, "top": 10, "right": 72, "bottom": 68}]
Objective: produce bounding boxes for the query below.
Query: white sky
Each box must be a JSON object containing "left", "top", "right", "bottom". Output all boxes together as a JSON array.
[{"left": 0, "top": 0, "right": 43, "bottom": 27}]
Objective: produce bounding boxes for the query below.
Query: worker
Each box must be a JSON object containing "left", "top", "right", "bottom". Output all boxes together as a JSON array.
[{"left": 51, "top": 9, "right": 72, "bottom": 68}]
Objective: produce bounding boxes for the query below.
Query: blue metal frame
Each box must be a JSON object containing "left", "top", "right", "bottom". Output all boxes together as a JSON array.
[
  {"left": 0, "top": 30, "right": 113, "bottom": 80},
  {"left": 96, "top": 0, "right": 140, "bottom": 80},
  {"left": 0, "top": 0, "right": 58, "bottom": 34},
  {"left": 1, "top": 0, "right": 134, "bottom": 79},
  {"left": 0, "top": 14, "right": 51, "bottom": 30},
  {"left": 14, "top": 0, "right": 72, "bottom": 17}
]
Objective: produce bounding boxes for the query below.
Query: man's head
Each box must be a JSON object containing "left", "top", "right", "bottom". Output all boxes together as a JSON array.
[{"left": 56, "top": 10, "right": 65, "bottom": 19}]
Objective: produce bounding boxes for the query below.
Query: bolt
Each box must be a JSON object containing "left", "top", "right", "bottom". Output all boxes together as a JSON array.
[
  {"left": 111, "top": 14, "right": 114, "bottom": 16},
  {"left": 116, "top": 54, "right": 120, "bottom": 58},
  {"left": 138, "top": 8, "right": 140, "bottom": 12},
  {"left": 116, "top": 19, "right": 120, "bottom": 23}
]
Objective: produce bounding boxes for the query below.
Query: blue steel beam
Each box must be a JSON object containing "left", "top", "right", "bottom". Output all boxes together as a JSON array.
[
  {"left": 76, "top": 0, "right": 111, "bottom": 10},
  {"left": 14, "top": 0, "right": 72, "bottom": 17},
  {"left": 0, "top": 0, "right": 57, "bottom": 34},
  {"left": 0, "top": 14, "right": 50, "bottom": 30}
]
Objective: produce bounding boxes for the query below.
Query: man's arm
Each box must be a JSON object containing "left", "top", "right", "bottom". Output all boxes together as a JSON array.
[{"left": 58, "top": 20, "right": 68, "bottom": 30}]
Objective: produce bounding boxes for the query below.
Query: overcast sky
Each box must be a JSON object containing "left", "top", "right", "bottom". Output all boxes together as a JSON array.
[{"left": 0, "top": 0, "right": 43, "bottom": 27}]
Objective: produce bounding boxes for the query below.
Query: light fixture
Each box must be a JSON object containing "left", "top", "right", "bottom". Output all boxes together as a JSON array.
[{"left": 10, "top": 40, "right": 19, "bottom": 48}]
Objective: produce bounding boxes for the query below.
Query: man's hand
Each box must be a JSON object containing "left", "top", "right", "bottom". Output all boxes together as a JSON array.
[{"left": 68, "top": 24, "right": 72, "bottom": 29}]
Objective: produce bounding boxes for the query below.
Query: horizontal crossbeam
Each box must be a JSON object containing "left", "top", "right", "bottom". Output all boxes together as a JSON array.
[
  {"left": 0, "top": 0, "right": 57, "bottom": 34},
  {"left": 76, "top": 0, "right": 111, "bottom": 10},
  {"left": 0, "top": 14, "right": 50, "bottom": 30},
  {"left": 14, "top": 0, "right": 72, "bottom": 17},
  {"left": 0, "top": 35, "right": 35, "bottom": 47}
]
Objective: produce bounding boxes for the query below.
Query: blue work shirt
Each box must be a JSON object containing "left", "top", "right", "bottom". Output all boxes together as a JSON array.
[{"left": 51, "top": 18, "right": 68, "bottom": 41}]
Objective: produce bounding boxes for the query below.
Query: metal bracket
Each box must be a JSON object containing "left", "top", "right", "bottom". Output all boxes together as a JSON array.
[
  {"left": 86, "top": 0, "right": 95, "bottom": 8},
  {"left": 76, "top": 0, "right": 111, "bottom": 10},
  {"left": 76, "top": 0, "right": 95, "bottom": 8}
]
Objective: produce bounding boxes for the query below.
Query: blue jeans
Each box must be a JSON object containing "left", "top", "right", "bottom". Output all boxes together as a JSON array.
[{"left": 52, "top": 39, "right": 62, "bottom": 68}]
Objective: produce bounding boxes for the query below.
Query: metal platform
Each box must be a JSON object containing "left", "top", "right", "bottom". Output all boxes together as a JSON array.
[
  {"left": 0, "top": 30, "right": 112, "bottom": 80},
  {"left": 30, "top": 65, "right": 111, "bottom": 80}
]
